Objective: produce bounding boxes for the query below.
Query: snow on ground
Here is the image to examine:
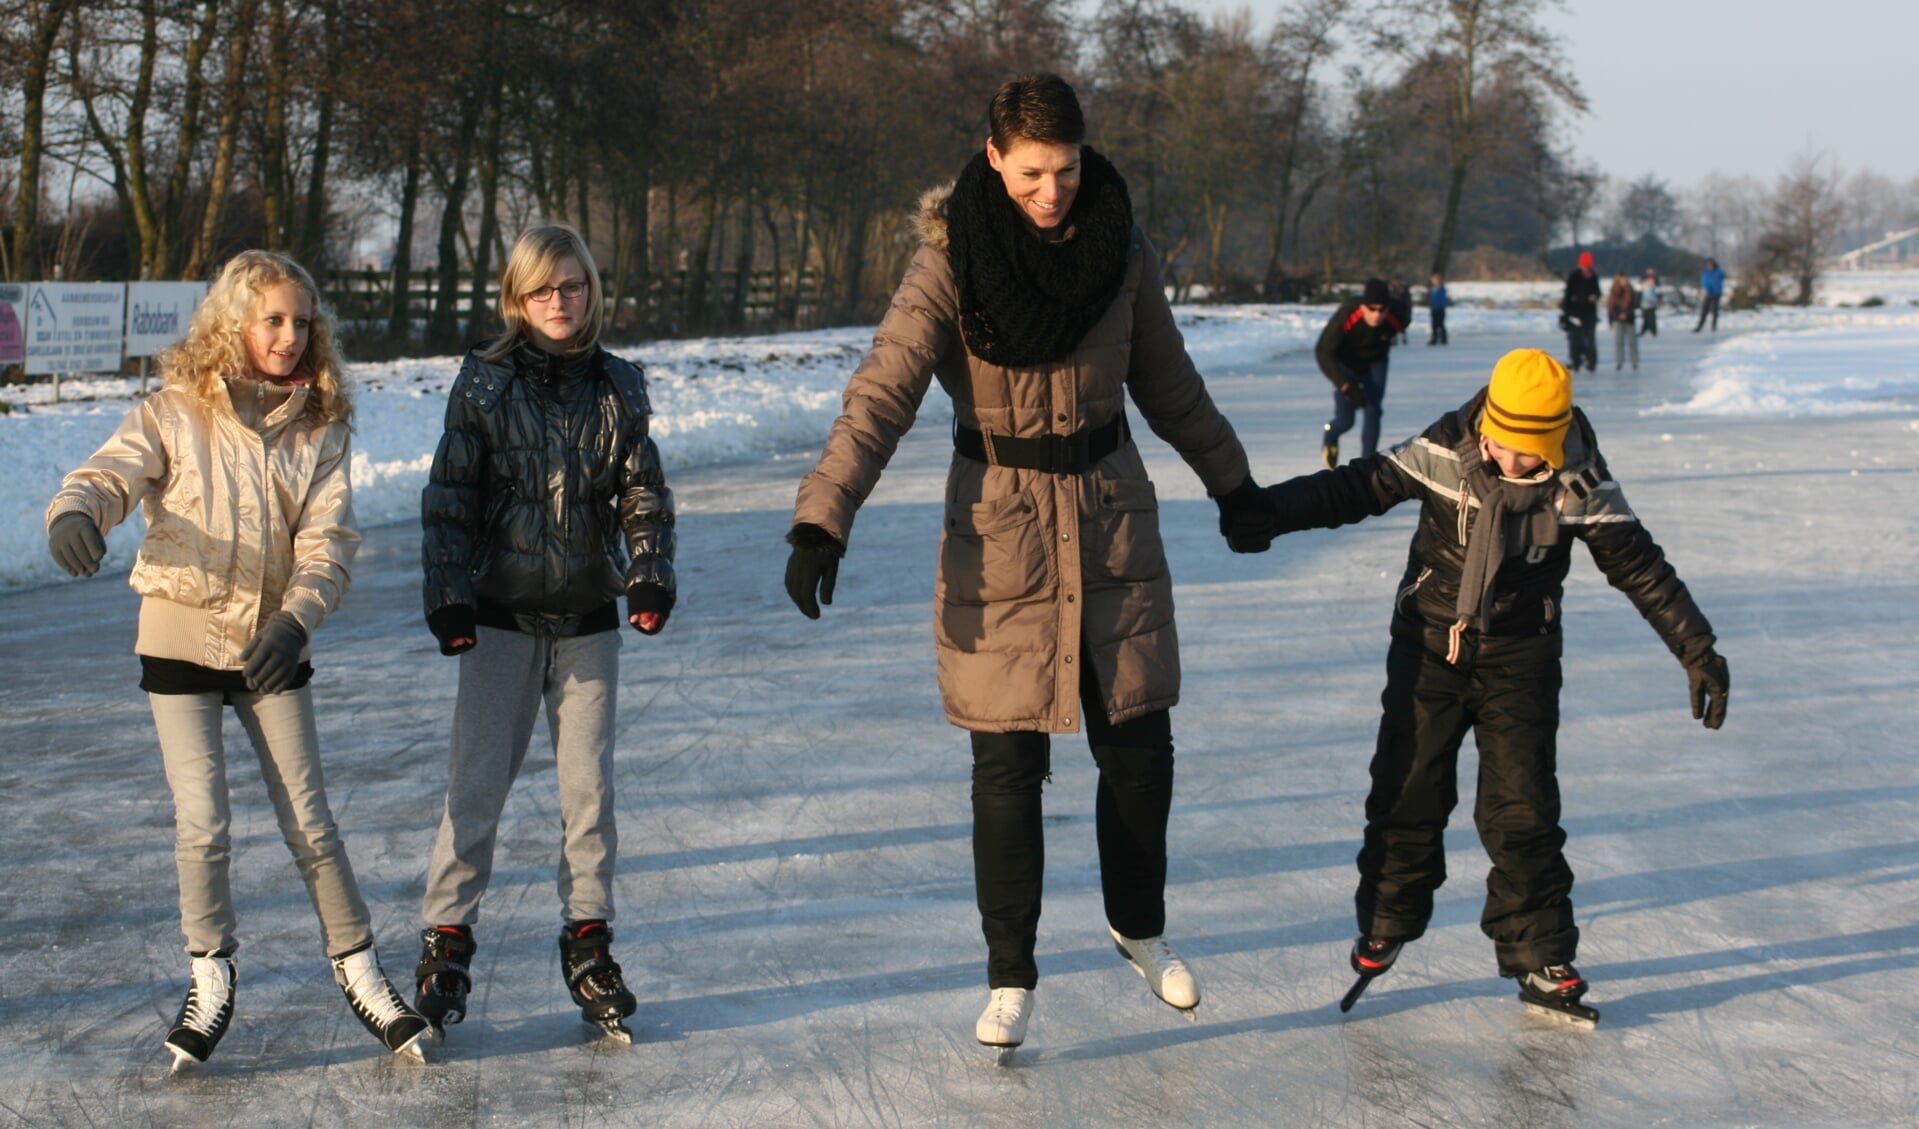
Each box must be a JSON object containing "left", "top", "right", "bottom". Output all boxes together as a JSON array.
[
  {"left": 2, "top": 318, "right": 1917, "bottom": 1125},
  {"left": 8, "top": 293, "right": 1916, "bottom": 592}
]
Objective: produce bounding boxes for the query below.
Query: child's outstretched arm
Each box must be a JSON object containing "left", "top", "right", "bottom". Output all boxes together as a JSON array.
[{"left": 45, "top": 398, "right": 171, "bottom": 576}]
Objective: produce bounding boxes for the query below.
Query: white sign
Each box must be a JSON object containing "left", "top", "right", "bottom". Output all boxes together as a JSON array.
[
  {"left": 26, "top": 283, "right": 127, "bottom": 375},
  {"left": 124, "top": 281, "right": 208, "bottom": 358},
  {"left": 0, "top": 283, "right": 24, "bottom": 365}
]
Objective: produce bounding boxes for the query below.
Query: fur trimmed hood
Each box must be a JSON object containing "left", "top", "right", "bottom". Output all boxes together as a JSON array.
[{"left": 913, "top": 183, "right": 955, "bottom": 251}]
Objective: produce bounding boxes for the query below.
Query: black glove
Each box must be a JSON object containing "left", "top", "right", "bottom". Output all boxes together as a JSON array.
[
  {"left": 239, "top": 611, "right": 308, "bottom": 694},
  {"left": 1339, "top": 382, "right": 1366, "bottom": 408},
  {"left": 1213, "top": 476, "right": 1277, "bottom": 554},
  {"left": 427, "top": 604, "right": 477, "bottom": 656},
  {"left": 48, "top": 512, "right": 107, "bottom": 578},
  {"left": 1558, "top": 314, "right": 1573, "bottom": 332},
  {"left": 1685, "top": 648, "right": 1729, "bottom": 730},
  {"left": 784, "top": 523, "right": 844, "bottom": 620},
  {"left": 627, "top": 583, "right": 674, "bottom": 635}
]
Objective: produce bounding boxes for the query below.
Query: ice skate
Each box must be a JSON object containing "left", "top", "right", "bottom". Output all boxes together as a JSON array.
[
  {"left": 1109, "top": 927, "right": 1199, "bottom": 1019},
  {"left": 414, "top": 924, "right": 476, "bottom": 1032},
  {"left": 1321, "top": 440, "right": 1339, "bottom": 471},
  {"left": 1515, "top": 963, "right": 1599, "bottom": 1027},
  {"left": 1338, "top": 935, "right": 1402, "bottom": 1012},
  {"left": 975, "top": 986, "right": 1031, "bottom": 1063},
  {"left": 560, "top": 921, "right": 638, "bottom": 1044},
  {"left": 165, "top": 952, "right": 236, "bottom": 1073},
  {"left": 332, "top": 944, "right": 434, "bottom": 1061}
]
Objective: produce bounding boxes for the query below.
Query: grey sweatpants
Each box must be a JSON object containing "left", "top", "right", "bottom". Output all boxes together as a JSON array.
[
  {"left": 149, "top": 686, "right": 374, "bottom": 957},
  {"left": 420, "top": 625, "right": 621, "bottom": 928}
]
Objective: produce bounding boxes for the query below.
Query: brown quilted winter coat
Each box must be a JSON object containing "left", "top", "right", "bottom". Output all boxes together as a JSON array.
[{"left": 791, "top": 186, "right": 1249, "bottom": 734}]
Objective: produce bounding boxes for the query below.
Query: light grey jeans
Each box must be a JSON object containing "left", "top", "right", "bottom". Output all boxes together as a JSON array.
[
  {"left": 149, "top": 686, "right": 374, "bottom": 957},
  {"left": 1613, "top": 319, "right": 1639, "bottom": 370},
  {"left": 420, "top": 626, "right": 621, "bottom": 928}
]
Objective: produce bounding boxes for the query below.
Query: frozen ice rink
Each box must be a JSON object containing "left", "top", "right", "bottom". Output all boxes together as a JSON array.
[{"left": 3, "top": 327, "right": 1916, "bottom": 1126}]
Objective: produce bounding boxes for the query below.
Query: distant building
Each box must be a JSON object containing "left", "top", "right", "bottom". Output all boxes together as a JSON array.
[{"left": 1833, "top": 228, "right": 1919, "bottom": 271}]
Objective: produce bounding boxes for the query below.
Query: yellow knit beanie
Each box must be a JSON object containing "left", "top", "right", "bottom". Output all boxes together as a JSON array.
[{"left": 1480, "top": 348, "right": 1574, "bottom": 468}]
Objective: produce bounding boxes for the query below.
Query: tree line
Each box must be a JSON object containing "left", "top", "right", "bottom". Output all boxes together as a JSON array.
[{"left": 3, "top": 0, "right": 1907, "bottom": 356}]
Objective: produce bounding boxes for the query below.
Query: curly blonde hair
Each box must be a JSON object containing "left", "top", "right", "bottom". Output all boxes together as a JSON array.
[
  {"left": 482, "top": 224, "right": 604, "bottom": 363},
  {"left": 160, "top": 250, "right": 352, "bottom": 424}
]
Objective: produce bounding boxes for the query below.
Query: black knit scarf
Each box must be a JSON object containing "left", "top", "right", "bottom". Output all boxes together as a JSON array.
[{"left": 945, "top": 145, "right": 1134, "bottom": 367}]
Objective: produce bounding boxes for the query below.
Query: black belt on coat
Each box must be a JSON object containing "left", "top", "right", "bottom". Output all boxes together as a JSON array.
[{"left": 952, "top": 414, "right": 1130, "bottom": 474}]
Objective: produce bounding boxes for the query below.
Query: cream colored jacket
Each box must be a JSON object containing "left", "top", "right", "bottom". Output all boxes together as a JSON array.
[{"left": 45, "top": 379, "right": 358, "bottom": 669}]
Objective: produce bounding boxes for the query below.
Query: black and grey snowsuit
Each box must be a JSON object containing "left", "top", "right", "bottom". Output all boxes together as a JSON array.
[{"left": 1266, "top": 390, "right": 1714, "bottom": 974}]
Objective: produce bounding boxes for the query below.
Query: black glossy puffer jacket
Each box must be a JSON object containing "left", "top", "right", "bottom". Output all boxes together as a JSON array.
[
  {"left": 422, "top": 341, "right": 674, "bottom": 630},
  {"left": 1267, "top": 389, "right": 1713, "bottom": 665}
]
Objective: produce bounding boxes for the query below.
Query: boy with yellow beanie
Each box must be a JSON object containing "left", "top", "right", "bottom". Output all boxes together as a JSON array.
[{"left": 1256, "top": 347, "right": 1730, "bottom": 1024}]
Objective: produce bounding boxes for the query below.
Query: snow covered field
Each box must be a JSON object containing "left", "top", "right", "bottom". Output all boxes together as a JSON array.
[{"left": 1, "top": 311, "right": 1917, "bottom": 1126}]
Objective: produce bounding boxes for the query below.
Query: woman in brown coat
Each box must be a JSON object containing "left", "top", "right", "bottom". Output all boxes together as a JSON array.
[{"left": 784, "top": 74, "right": 1275, "bottom": 1052}]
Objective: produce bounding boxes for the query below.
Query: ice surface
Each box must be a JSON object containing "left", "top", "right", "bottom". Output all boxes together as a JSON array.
[{"left": 1, "top": 321, "right": 1916, "bottom": 1126}]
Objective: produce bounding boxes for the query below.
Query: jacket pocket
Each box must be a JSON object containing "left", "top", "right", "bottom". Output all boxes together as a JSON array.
[
  {"left": 940, "top": 489, "right": 1047, "bottom": 606},
  {"left": 1396, "top": 566, "right": 1432, "bottom": 615},
  {"left": 1086, "top": 477, "right": 1165, "bottom": 584}
]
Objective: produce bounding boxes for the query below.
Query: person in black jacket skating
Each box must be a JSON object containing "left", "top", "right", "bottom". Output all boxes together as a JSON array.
[
  {"left": 1261, "top": 348, "right": 1729, "bottom": 1018},
  {"left": 1316, "top": 277, "right": 1405, "bottom": 469},
  {"left": 415, "top": 223, "right": 675, "bottom": 1042},
  {"left": 1561, "top": 252, "right": 1601, "bottom": 372}
]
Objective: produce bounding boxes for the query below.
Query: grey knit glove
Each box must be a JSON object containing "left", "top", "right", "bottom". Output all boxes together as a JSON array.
[
  {"left": 48, "top": 512, "right": 107, "bottom": 577},
  {"left": 240, "top": 612, "right": 308, "bottom": 694}
]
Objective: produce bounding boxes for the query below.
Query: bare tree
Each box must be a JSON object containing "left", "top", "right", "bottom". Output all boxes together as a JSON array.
[
  {"left": 1614, "top": 173, "right": 1680, "bottom": 244},
  {"left": 1759, "top": 151, "right": 1844, "bottom": 306},
  {"left": 1374, "top": 0, "right": 1585, "bottom": 277},
  {"left": 7, "top": 0, "right": 80, "bottom": 280}
]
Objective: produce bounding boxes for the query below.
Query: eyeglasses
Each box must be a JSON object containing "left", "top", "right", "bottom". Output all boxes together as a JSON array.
[
  {"left": 525, "top": 281, "right": 587, "bottom": 302},
  {"left": 1361, "top": 304, "right": 1385, "bottom": 313}
]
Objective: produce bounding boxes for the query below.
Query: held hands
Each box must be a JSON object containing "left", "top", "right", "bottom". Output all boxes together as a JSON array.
[
  {"left": 1213, "top": 476, "right": 1278, "bottom": 554},
  {"left": 48, "top": 512, "right": 107, "bottom": 577},
  {"left": 784, "top": 523, "right": 845, "bottom": 619},
  {"left": 239, "top": 611, "right": 308, "bottom": 694},
  {"left": 1685, "top": 648, "right": 1730, "bottom": 730},
  {"left": 1339, "top": 382, "right": 1367, "bottom": 408},
  {"left": 627, "top": 583, "right": 674, "bottom": 635}
]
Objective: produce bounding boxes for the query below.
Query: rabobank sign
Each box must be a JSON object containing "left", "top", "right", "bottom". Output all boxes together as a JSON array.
[{"left": 124, "top": 281, "right": 209, "bottom": 358}]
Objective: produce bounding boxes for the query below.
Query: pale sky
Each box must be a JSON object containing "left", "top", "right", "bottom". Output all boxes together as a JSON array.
[{"left": 1152, "top": 0, "right": 1919, "bottom": 189}]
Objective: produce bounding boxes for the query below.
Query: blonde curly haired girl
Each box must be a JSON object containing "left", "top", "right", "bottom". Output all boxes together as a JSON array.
[{"left": 44, "top": 249, "right": 430, "bottom": 1070}]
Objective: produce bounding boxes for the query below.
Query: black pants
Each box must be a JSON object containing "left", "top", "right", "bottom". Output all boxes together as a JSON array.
[
  {"left": 1694, "top": 293, "right": 1720, "bottom": 331},
  {"left": 970, "top": 661, "right": 1174, "bottom": 989},
  {"left": 1638, "top": 308, "right": 1658, "bottom": 336},
  {"left": 1356, "top": 637, "right": 1577, "bottom": 975},
  {"left": 1565, "top": 320, "right": 1597, "bottom": 371},
  {"left": 1429, "top": 308, "right": 1448, "bottom": 344}
]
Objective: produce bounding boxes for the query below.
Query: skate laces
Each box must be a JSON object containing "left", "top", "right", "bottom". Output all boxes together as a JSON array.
[
  {"left": 1134, "top": 935, "right": 1187, "bottom": 975},
  {"left": 179, "top": 957, "right": 233, "bottom": 1033},
  {"left": 335, "top": 950, "right": 409, "bottom": 1026},
  {"left": 984, "top": 987, "right": 1028, "bottom": 1021}
]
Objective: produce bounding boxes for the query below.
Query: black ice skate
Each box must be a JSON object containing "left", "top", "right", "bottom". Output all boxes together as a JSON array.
[
  {"left": 1321, "top": 440, "right": 1339, "bottom": 471},
  {"left": 1338, "top": 935, "right": 1402, "bottom": 1013},
  {"left": 332, "top": 943, "right": 434, "bottom": 1060},
  {"left": 165, "top": 951, "right": 236, "bottom": 1073},
  {"left": 1515, "top": 963, "right": 1599, "bottom": 1027},
  {"left": 415, "top": 924, "right": 476, "bottom": 1032},
  {"left": 560, "top": 920, "right": 638, "bottom": 1043}
]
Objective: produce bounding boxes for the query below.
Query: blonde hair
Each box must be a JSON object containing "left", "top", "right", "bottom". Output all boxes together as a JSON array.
[
  {"left": 483, "top": 223, "right": 603, "bottom": 362},
  {"left": 160, "top": 250, "right": 352, "bottom": 425}
]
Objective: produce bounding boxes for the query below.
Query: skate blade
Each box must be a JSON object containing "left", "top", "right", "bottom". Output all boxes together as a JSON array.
[
  {"left": 395, "top": 1030, "right": 433, "bottom": 1063},
  {"left": 1339, "top": 975, "right": 1375, "bottom": 1013},
  {"left": 1522, "top": 1000, "right": 1599, "bottom": 1027},
  {"left": 589, "top": 1017, "right": 635, "bottom": 1044},
  {"left": 166, "top": 1046, "right": 202, "bottom": 1075},
  {"left": 985, "top": 1044, "right": 1019, "bottom": 1067}
]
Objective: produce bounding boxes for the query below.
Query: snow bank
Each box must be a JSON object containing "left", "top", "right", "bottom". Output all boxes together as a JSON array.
[{"left": 5, "top": 296, "right": 1917, "bottom": 592}]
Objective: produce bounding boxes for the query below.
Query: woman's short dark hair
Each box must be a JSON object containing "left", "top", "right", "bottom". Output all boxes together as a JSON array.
[{"left": 989, "top": 74, "right": 1085, "bottom": 150}]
